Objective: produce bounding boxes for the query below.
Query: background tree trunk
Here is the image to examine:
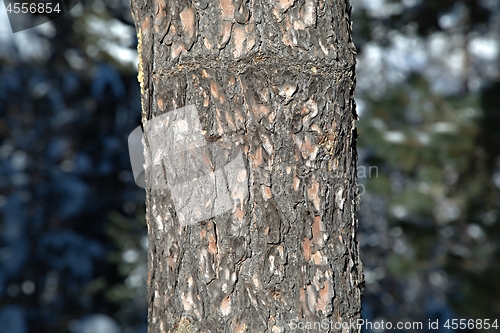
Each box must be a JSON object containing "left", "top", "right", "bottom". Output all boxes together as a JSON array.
[{"left": 129, "top": 0, "right": 362, "bottom": 331}]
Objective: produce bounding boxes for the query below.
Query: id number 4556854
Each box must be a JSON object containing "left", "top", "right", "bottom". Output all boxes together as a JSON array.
[
  {"left": 444, "top": 319, "right": 498, "bottom": 330},
  {"left": 5, "top": 2, "right": 61, "bottom": 14}
]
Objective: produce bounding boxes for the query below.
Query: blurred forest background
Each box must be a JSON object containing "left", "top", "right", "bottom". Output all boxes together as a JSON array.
[{"left": 0, "top": 0, "right": 499, "bottom": 332}]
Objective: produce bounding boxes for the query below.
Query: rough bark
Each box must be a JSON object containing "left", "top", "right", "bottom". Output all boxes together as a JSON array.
[{"left": 129, "top": 0, "right": 362, "bottom": 332}]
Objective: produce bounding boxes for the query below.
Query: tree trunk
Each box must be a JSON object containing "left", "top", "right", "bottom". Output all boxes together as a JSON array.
[{"left": 129, "top": 0, "right": 362, "bottom": 331}]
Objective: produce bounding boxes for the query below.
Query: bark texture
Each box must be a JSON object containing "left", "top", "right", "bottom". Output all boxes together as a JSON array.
[{"left": 129, "top": 0, "right": 362, "bottom": 332}]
